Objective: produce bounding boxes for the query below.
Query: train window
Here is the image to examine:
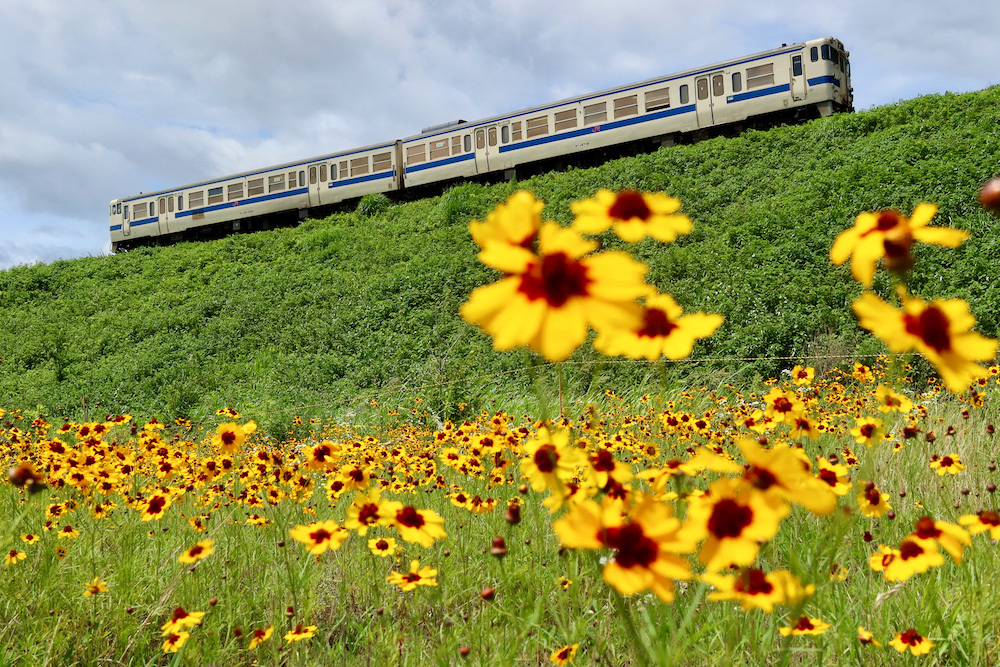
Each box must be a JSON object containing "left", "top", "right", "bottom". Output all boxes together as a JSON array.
[
  {"left": 168, "top": 197, "right": 174, "bottom": 213},
  {"left": 501, "top": 126, "right": 509, "bottom": 144},
  {"left": 464, "top": 134, "right": 472, "bottom": 151},
  {"left": 696, "top": 79, "right": 708, "bottom": 100},
  {"left": 832, "top": 48, "right": 842, "bottom": 70},
  {"left": 135, "top": 202, "right": 148, "bottom": 218},
  {"left": 810, "top": 46, "right": 818, "bottom": 62},
  {"left": 116, "top": 203, "right": 121, "bottom": 214},
  {"left": 339, "top": 162, "right": 348, "bottom": 179},
  {"left": 288, "top": 172, "right": 297, "bottom": 188},
  {"left": 124, "top": 205, "right": 129, "bottom": 220},
  {"left": 792, "top": 55, "right": 803, "bottom": 77},
  {"left": 373, "top": 151, "right": 392, "bottom": 172},
  {"left": 430, "top": 139, "right": 449, "bottom": 160},
  {"left": 712, "top": 75, "right": 724, "bottom": 97},
  {"left": 746, "top": 63, "right": 774, "bottom": 89},
  {"left": 526, "top": 115, "right": 548, "bottom": 138},
  {"left": 248, "top": 178, "right": 264, "bottom": 196},
  {"left": 350, "top": 157, "right": 369, "bottom": 176},
  {"left": 452, "top": 136, "right": 462, "bottom": 154},
  {"left": 309, "top": 167, "right": 317, "bottom": 185},
  {"left": 190, "top": 190, "right": 204, "bottom": 208},
  {"left": 269, "top": 175, "right": 285, "bottom": 193},
  {"left": 732, "top": 72, "right": 742, "bottom": 93},
  {"left": 679, "top": 85, "right": 689, "bottom": 105},
  {"left": 488, "top": 127, "right": 497, "bottom": 146},
  {"left": 613, "top": 95, "right": 638, "bottom": 118},
  {"left": 554, "top": 109, "right": 577, "bottom": 131},
  {"left": 319, "top": 165, "right": 327, "bottom": 182},
  {"left": 150, "top": 201, "right": 157, "bottom": 216},
  {"left": 407, "top": 144, "right": 426, "bottom": 164},
  {"left": 644, "top": 88, "right": 670, "bottom": 112},
  {"left": 177, "top": 195, "right": 183, "bottom": 211},
  {"left": 228, "top": 183, "right": 243, "bottom": 201},
  {"left": 159, "top": 197, "right": 166, "bottom": 215},
  {"left": 476, "top": 130, "right": 485, "bottom": 149},
  {"left": 299, "top": 171, "right": 305, "bottom": 186},
  {"left": 584, "top": 102, "right": 607, "bottom": 125},
  {"left": 330, "top": 163, "right": 337, "bottom": 180},
  {"left": 511, "top": 123, "right": 522, "bottom": 141},
  {"left": 821, "top": 44, "right": 830, "bottom": 61}
]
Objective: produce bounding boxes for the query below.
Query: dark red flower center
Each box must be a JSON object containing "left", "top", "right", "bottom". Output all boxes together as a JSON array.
[
  {"left": 309, "top": 528, "right": 332, "bottom": 544},
  {"left": 903, "top": 306, "right": 951, "bottom": 353},
  {"left": 793, "top": 616, "right": 815, "bottom": 631},
  {"left": 913, "top": 516, "right": 940, "bottom": 540},
  {"left": 602, "top": 522, "right": 657, "bottom": 569},
  {"left": 899, "top": 628, "right": 922, "bottom": 645},
  {"left": 533, "top": 444, "right": 558, "bottom": 473},
  {"left": 608, "top": 191, "right": 652, "bottom": 221},
  {"left": 772, "top": 398, "right": 794, "bottom": 413},
  {"left": 707, "top": 498, "right": 754, "bottom": 538},
  {"left": 899, "top": 539, "right": 924, "bottom": 561},
  {"left": 735, "top": 568, "right": 774, "bottom": 595},
  {"left": 818, "top": 469, "right": 838, "bottom": 487},
  {"left": 396, "top": 506, "right": 425, "bottom": 529},
  {"left": 147, "top": 496, "right": 166, "bottom": 514},
  {"left": 745, "top": 465, "right": 777, "bottom": 490},
  {"left": 357, "top": 503, "right": 380, "bottom": 525},
  {"left": 636, "top": 307, "right": 678, "bottom": 338},
  {"left": 221, "top": 430, "right": 237, "bottom": 446},
  {"left": 592, "top": 449, "right": 616, "bottom": 472},
  {"left": 519, "top": 252, "right": 591, "bottom": 308}
]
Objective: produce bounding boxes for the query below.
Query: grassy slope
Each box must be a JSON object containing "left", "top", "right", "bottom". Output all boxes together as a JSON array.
[{"left": 2, "top": 87, "right": 1000, "bottom": 424}]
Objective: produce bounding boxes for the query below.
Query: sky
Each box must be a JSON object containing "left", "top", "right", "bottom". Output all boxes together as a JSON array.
[{"left": 2, "top": 0, "right": 998, "bottom": 270}]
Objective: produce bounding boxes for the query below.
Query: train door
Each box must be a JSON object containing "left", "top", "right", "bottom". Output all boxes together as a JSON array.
[
  {"left": 157, "top": 195, "right": 173, "bottom": 234},
  {"left": 789, "top": 54, "right": 806, "bottom": 101},
  {"left": 307, "top": 162, "right": 328, "bottom": 207},
  {"left": 474, "top": 125, "right": 497, "bottom": 174},
  {"left": 694, "top": 75, "right": 714, "bottom": 128}
]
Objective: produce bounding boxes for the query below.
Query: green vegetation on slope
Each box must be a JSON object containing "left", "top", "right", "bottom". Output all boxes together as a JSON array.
[{"left": 2, "top": 87, "right": 1000, "bottom": 424}]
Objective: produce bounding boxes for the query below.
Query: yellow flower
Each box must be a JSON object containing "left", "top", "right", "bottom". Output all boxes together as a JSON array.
[
  {"left": 83, "top": 577, "right": 109, "bottom": 596},
  {"left": 790, "top": 365, "right": 815, "bottom": 386},
  {"left": 387, "top": 559, "right": 438, "bottom": 591},
  {"left": 160, "top": 607, "right": 205, "bottom": 635},
  {"left": 289, "top": 520, "right": 348, "bottom": 555},
  {"left": 703, "top": 568, "right": 814, "bottom": 613},
  {"left": 571, "top": 189, "right": 692, "bottom": 243},
  {"left": 857, "top": 626, "right": 882, "bottom": 647},
  {"left": 850, "top": 416, "right": 885, "bottom": 447},
  {"left": 874, "top": 384, "right": 913, "bottom": 413},
  {"left": 5, "top": 549, "right": 26, "bottom": 566},
  {"left": 549, "top": 643, "right": 580, "bottom": 666},
  {"left": 460, "top": 221, "right": 652, "bottom": 362},
  {"left": 162, "top": 631, "right": 190, "bottom": 653},
  {"left": 890, "top": 628, "right": 934, "bottom": 655},
  {"left": 178, "top": 540, "right": 215, "bottom": 564},
  {"left": 367, "top": 536, "right": 397, "bottom": 557},
  {"left": 830, "top": 203, "right": 968, "bottom": 287},
  {"left": 929, "top": 454, "right": 965, "bottom": 475},
  {"left": 592, "top": 293, "right": 722, "bottom": 360},
  {"left": 469, "top": 190, "right": 542, "bottom": 250},
  {"left": 779, "top": 616, "right": 831, "bottom": 636},
  {"left": 284, "top": 624, "right": 317, "bottom": 643},
  {"left": 212, "top": 422, "right": 245, "bottom": 454},
  {"left": 853, "top": 291, "right": 998, "bottom": 393},
  {"left": 383, "top": 502, "right": 447, "bottom": 547},
  {"left": 247, "top": 625, "right": 274, "bottom": 649}
]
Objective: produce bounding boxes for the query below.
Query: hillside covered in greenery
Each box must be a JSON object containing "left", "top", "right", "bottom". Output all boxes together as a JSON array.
[{"left": 3, "top": 87, "right": 999, "bottom": 428}]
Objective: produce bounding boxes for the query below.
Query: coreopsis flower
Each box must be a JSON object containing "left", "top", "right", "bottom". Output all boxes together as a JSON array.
[
  {"left": 384, "top": 502, "right": 447, "bottom": 547},
  {"left": 850, "top": 416, "right": 885, "bottom": 447},
  {"left": 161, "top": 607, "right": 205, "bottom": 635},
  {"left": 815, "top": 457, "right": 852, "bottom": 496},
  {"left": 553, "top": 493, "right": 693, "bottom": 602},
  {"left": 911, "top": 516, "right": 971, "bottom": 563},
  {"left": 830, "top": 204, "right": 968, "bottom": 287},
  {"left": 21, "top": 534, "right": 39, "bottom": 544},
  {"left": 857, "top": 482, "right": 892, "bottom": 518},
  {"left": 387, "top": 559, "right": 438, "bottom": 591},
  {"left": 343, "top": 489, "right": 392, "bottom": 536},
  {"left": 681, "top": 478, "right": 790, "bottom": 572},
  {"left": 857, "top": 626, "right": 882, "bottom": 647},
  {"left": 162, "top": 631, "right": 190, "bottom": 653},
  {"left": 460, "top": 221, "right": 653, "bottom": 362},
  {"left": 790, "top": 365, "right": 815, "bottom": 386},
  {"left": 929, "top": 454, "right": 965, "bottom": 475},
  {"left": 592, "top": 293, "right": 722, "bottom": 360},
  {"left": 519, "top": 427, "right": 587, "bottom": 508},
  {"left": 571, "top": 189, "right": 692, "bottom": 243},
  {"left": 778, "top": 616, "right": 831, "bottom": 636},
  {"left": 140, "top": 493, "right": 171, "bottom": 521},
  {"left": 5, "top": 550, "right": 26, "bottom": 566},
  {"left": 213, "top": 422, "right": 248, "bottom": 455},
  {"left": 368, "top": 536, "right": 397, "bottom": 557},
  {"left": 877, "top": 537, "right": 945, "bottom": 582},
  {"left": 57, "top": 525, "right": 81, "bottom": 540},
  {"left": 890, "top": 628, "right": 934, "bottom": 655},
  {"left": 284, "top": 624, "right": 317, "bottom": 643},
  {"left": 469, "top": 190, "right": 542, "bottom": 250},
  {"left": 703, "top": 568, "right": 814, "bottom": 613},
  {"left": 549, "top": 643, "right": 580, "bottom": 666},
  {"left": 959, "top": 509, "right": 1000, "bottom": 539},
  {"left": 247, "top": 625, "right": 274, "bottom": 650},
  {"left": 736, "top": 438, "right": 837, "bottom": 515},
  {"left": 762, "top": 388, "right": 806, "bottom": 424},
  {"left": 875, "top": 384, "right": 913, "bottom": 413},
  {"left": 83, "top": 577, "right": 109, "bottom": 596},
  {"left": 853, "top": 291, "right": 998, "bottom": 393},
  {"left": 289, "top": 520, "right": 348, "bottom": 555},
  {"left": 178, "top": 540, "right": 215, "bottom": 564}
]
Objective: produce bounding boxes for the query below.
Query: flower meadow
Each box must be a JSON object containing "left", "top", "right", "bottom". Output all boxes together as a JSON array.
[{"left": 5, "top": 184, "right": 1000, "bottom": 666}]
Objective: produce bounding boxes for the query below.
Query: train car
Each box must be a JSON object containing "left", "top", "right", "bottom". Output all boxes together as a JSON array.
[{"left": 109, "top": 37, "right": 852, "bottom": 251}]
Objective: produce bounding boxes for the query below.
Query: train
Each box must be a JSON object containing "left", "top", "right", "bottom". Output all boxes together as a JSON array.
[{"left": 108, "top": 36, "right": 853, "bottom": 252}]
